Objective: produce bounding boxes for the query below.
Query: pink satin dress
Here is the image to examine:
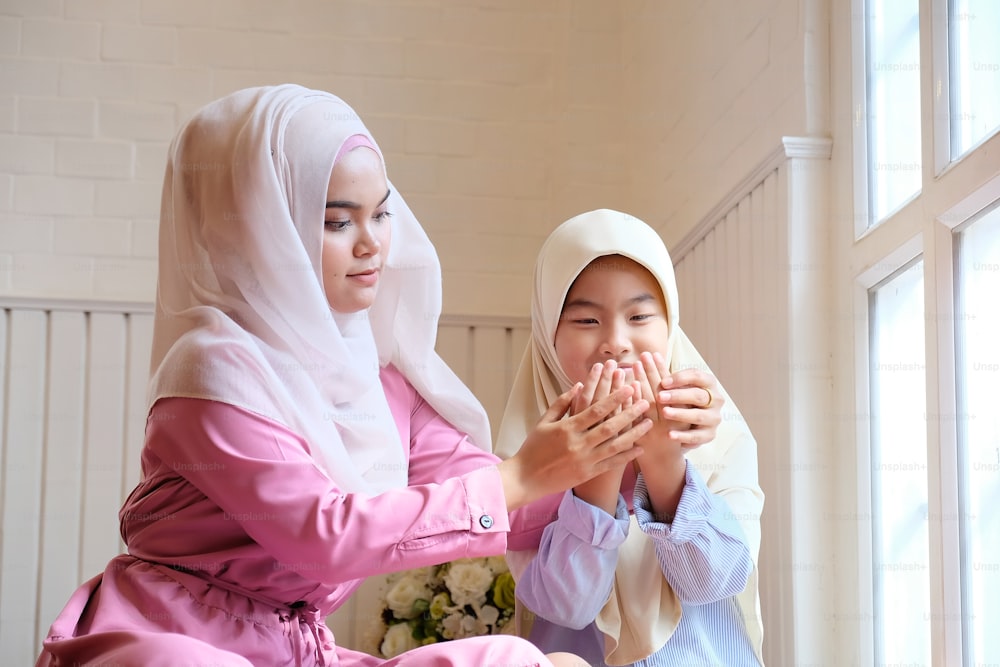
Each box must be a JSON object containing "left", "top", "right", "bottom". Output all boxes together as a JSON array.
[{"left": 36, "top": 366, "right": 559, "bottom": 666}]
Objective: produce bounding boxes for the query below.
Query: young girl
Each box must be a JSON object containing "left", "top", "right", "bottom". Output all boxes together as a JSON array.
[
  {"left": 496, "top": 209, "right": 765, "bottom": 666},
  {"left": 35, "top": 87, "right": 652, "bottom": 667}
]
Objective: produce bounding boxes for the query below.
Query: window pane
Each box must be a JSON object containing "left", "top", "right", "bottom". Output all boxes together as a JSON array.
[
  {"left": 867, "top": 0, "right": 922, "bottom": 223},
  {"left": 956, "top": 206, "right": 1000, "bottom": 665},
  {"left": 949, "top": 0, "right": 1000, "bottom": 156},
  {"left": 869, "top": 260, "right": 930, "bottom": 665}
]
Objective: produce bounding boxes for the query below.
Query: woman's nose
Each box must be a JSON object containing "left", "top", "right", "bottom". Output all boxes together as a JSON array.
[{"left": 354, "top": 223, "right": 380, "bottom": 256}]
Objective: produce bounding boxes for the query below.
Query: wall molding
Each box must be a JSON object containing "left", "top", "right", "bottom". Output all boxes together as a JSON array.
[
  {"left": 0, "top": 297, "right": 529, "bottom": 330},
  {"left": 671, "top": 135, "right": 834, "bottom": 261},
  {"left": 0, "top": 296, "right": 155, "bottom": 314}
]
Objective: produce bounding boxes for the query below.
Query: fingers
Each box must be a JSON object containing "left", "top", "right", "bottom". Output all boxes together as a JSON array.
[
  {"left": 635, "top": 353, "right": 664, "bottom": 418},
  {"left": 574, "top": 361, "right": 618, "bottom": 415},
  {"left": 660, "top": 387, "right": 723, "bottom": 410},
  {"left": 573, "top": 364, "right": 601, "bottom": 415},
  {"left": 666, "top": 417, "right": 718, "bottom": 449},
  {"left": 660, "top": 368, "right": 720, "bottom": 397},
  {"left": 584, "top": 399, "right": 651, "bottom": 443},
  {"left": 590, "top": 415, "right": 652, "bottom": 469},
  {"left": 542, "top": 382, "right": 582, "bottom": 422},
  {"left": 570, "top": 385, "right": 645, "bottom": 432},
  {"left": 609, "top": 368, "right": 625, "bottom": 417},
  {"left": 641, "top": 352, "right": 665, "bottom": 398},
  {"left": 594, "top": 361, "right": 617, "bottom": 403}
]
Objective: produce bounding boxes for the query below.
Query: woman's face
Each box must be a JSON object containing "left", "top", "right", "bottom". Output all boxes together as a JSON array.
[
  {"left": 321, "top": 146, "right": 392, "bottom": 313},
  {"left": 553, "top": 255, "right": 670, "bottom": 384}
]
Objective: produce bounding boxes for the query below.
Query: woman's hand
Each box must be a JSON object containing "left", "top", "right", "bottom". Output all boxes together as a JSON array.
[
  {"left": 632, "top": 352, "right": 691, "bottom": 452},
  {"left": 498, "top": 381, "right": 651, "bottom": 511},
  {"left": 631, "top": 354, "right": 724, "bottom": 521},
  {"left": 657, "top": 363, "right": 724, "bottom": 450}
]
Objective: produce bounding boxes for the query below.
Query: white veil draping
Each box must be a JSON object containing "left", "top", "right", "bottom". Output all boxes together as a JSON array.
[{"left": 148, "top": 84, "right": 492, "bottom": 495}]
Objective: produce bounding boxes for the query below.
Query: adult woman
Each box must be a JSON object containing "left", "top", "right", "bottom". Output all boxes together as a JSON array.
[
  {"left": 496, "top": 209, "right": 765, "bottom": 665},
  {"left": 35, "top": 87, "right": 650, "bottom": 667}
]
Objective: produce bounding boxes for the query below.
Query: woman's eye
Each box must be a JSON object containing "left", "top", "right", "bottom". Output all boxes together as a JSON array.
[
  {"left": 373, "top": 210, "right": 394, "bottom": 223},
  {"left": 324, "top": 220, "right": 350, "bottom": 231}
]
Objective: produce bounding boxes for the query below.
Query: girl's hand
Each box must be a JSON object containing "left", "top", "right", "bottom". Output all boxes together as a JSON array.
[{"left": 571, "top": 361, "right": 634, "bottom": 514}]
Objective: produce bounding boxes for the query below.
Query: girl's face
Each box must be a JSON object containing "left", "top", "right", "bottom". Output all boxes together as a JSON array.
[
  {"left": 553, "top": 255, "right": 670, "bottom": 384},
  {"left": 321, "top": 146, "right": 393, "bottom": 313}
]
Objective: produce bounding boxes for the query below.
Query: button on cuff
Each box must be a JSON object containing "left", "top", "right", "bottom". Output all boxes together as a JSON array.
[{"left": 478, "top": 514, "right": 494, "bottom": 529}]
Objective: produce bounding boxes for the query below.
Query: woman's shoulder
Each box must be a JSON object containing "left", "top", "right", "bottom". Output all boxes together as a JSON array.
[{"left": 379, "top": 363, "right": 421, "bottom": 411}]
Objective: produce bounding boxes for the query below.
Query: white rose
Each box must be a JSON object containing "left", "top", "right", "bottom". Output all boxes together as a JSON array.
[
  {"left": 380, "top": 622, "right": 420, "bottom": 658},
  {"left": 444, "top": 560, "right": 493, "bottom": 607},
  {"left": 385, "top": 574, "right": 432, "bottom": 620},
  {"left": 478, "top": 603, "right": 500, "bottom": 628},
  {"left": 440, "top": 611, "right": 461, "bottom": 639},
  {"left": 440, "top": 610, "right": 486, "bottom": 640},
  {"left": 406, "top": 566, "right": 436, "bottom": 584},
  {"left": 484, "top": 555, "right": 509, "bottom": 575}
]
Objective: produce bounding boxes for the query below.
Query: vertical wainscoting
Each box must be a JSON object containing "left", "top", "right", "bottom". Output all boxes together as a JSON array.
[
  {"left": 673, "top": 167, "right": 792, "bottom": 665},
  {"left": 0, "top": 297, "right": 529, "bottom": 662},
  {"left": 0, "top": 298, "right": 154, "bottom": 665},
  {"left": 670, "top": 136, "right": 833, "bottom": 665}
]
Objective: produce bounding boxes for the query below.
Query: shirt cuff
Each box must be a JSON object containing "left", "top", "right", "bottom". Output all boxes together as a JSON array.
[
  {"left": 559, "top": 490, "right": 630, "bottom": 548},
  {"left": 633, "top": 460, "right": 714, "bottom": 544},
  {"left": 461, "top": 465, "right": 511, "bottom": 535}
]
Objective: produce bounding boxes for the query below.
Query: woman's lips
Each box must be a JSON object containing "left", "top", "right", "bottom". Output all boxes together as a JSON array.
[{"left": 348, "top": 269, "right": 379, "bottom": 286}]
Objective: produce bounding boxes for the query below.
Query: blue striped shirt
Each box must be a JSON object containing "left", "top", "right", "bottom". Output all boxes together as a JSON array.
[{"left": 515, "top": 461, "right": 760, "bottom": 666}]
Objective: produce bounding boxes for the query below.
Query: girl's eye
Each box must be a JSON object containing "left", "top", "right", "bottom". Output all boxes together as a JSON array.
[
  {"left": 324, "top": 220, "right": 350, "bottom": 231},
  {"left": 630, "top": 313, "right": 654, "bottom": 322},
  {"left": 572, "top": 318, "right": 599, "bottom": 325}
]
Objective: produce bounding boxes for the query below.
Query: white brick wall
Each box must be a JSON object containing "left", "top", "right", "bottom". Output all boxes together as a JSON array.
[
  {"left": 0, "top": 1, "right": 808, "bottom": 314},
  {"left": 621, "top": 0, "right": 807, "bottom": 248}
]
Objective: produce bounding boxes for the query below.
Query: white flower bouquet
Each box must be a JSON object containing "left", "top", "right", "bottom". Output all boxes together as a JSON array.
[{"left": 368, "top": 556, "right": 517, "bottom": 658}]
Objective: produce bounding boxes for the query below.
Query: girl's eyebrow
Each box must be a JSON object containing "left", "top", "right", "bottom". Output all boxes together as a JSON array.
[
  {"left": 562, "top": 297, "right": 601, "bottom": 310},
  {"left": 563, "top": 293, "right": 656, "bottom": 310},
  {"left": 325, "top": 188, "right": 391, "bottom": 209},
  {"left": 626, "top": 293, "right": 657, "bottom": 306}
]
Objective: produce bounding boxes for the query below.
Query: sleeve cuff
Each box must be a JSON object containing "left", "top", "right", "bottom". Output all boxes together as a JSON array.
[
  {"left": 559, "top": 490, "right": 629, "bottom": 547},
  {"left": 462, "top": 465, "right": 512, "bottom": 535},
  {"left": 633, "top": 460, "right": 714, "bottom": 543}
]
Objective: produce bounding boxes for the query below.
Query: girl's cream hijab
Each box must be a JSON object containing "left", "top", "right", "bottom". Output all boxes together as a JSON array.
[
  {"left": 148, "top": 84, "right": 491, "bottom": 495},
  {"left": 495, "top": 209, "right": 764, "bottom": 665}
]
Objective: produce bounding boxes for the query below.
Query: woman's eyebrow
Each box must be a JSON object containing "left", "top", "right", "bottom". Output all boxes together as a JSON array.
[{"left": 325, "top": 188, "right": 391, "bottom": 209}]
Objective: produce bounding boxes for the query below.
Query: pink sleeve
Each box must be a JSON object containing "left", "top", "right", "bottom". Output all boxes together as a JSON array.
[
  {"left": 145, "top": 396, "right": 510, "bottom": 584},
  {"left": 382, "top": 367, "right": 560, "bottom": 552}
]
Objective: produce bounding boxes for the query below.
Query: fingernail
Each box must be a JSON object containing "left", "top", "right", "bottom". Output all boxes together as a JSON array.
[{"left": 658, "top": 391, "right": 670, "bottom": 401}]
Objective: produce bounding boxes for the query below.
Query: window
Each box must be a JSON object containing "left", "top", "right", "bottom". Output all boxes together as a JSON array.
[
  {"left": 955, "top": 206, "right": 1000, "bottom": 665},
  {"left": 869, "top": 260, "right": 930, "bottom": 665},
  {"left": 845, "top": 0, "right": 1000, "bottom": 664},
  {"left": 864, "top": 0, "right": 922, "bottom": 225},
  {"left": 948, "top": 0, "right": 1000, "bottom": 157}
]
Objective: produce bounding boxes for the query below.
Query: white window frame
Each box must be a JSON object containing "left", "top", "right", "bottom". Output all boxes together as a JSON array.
[{"left": 845, "top": 0, "right": 1000, "bottom": 663}]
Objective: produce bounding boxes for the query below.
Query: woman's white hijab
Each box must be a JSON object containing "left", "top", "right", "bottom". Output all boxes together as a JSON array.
[
  {"left": 495, "top": 209, "right": 764, "bottom": 665},
  {"left": 148, "top": 84, "right": 491, "bottom": 495}
]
